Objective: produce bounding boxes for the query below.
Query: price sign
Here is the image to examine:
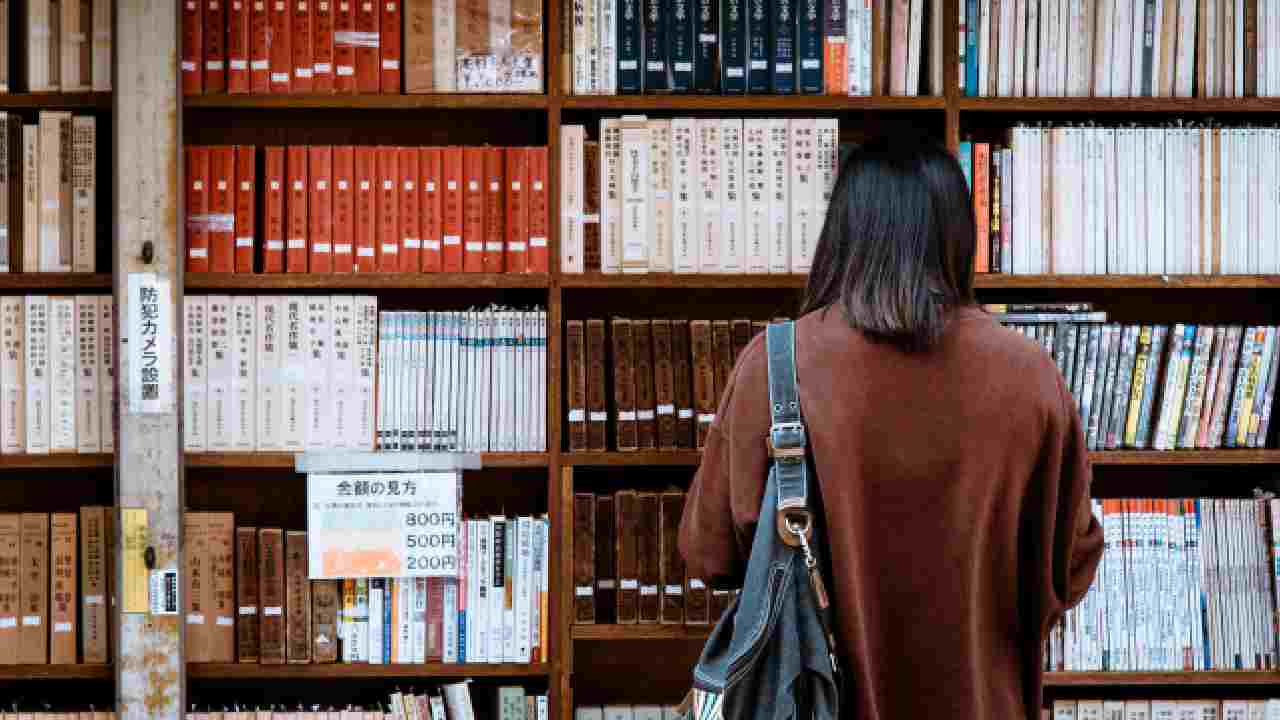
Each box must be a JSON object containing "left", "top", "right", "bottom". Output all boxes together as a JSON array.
[{"left": 307, "top": 471, "right": 460, "bottom": 579}]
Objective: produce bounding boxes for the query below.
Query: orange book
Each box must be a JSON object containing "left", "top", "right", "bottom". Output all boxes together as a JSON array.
[
  {"left": 376, "top": 146, "right": 400, "bottom": 272},
  {"left": 461, "top": 147, "right": 485, "bottom": 273},
  {"left": 824, "top": 41, "right": 846, "bottom": 96},
  {"left": 482, "top": 147, "right": 505, "bottom": 273},
  {"left": 312, "top": 0, "right": 334, "bottom": 91},
  {"left": 207, "top": 513, "right": 236, "bottom": 663},
  {"left": 234, "top": 145, "right": 256, "bottom": 273},
  {"left": 205, "top": 0, "right": 228, "bottom": 92},
  {"left": 503, "top": 147, "right": 529, "bottom": 274},
  {"left": 292, "top": 0, "right": 314, "bottom": 92},
  {"left": 184, "top": 512, "right": 210, "bottom": 663},
  {"left": 441, "top": 147, "right": 464, "bottom": 272},
  {"left": 227, "top": 0, "right": 251, "bottom": 92},
  {"left": 420, "top": 148, "right": 443, "bottom": 273},
  {"left": 18, "top": 514, "right": 48, "bottom": 664},
  {"left": 287, "top": 146, "right": 309, "bottom": 272},
  {"left": 380, "top": 0, "right": 402, "bottom": 92},
  {"left": 182, "top": 0, "right": 203, "bottom": 94},
  {"left": 527, "top": 146, "right": 549, "bottom": 273},
  {"left": 269, "top": 0, "right": 293, "bottom": 92},
  {"left": 398, "top": 147, "right": 421, "bottom": 272},
  {"left": 263, "top": 146, "right": 286, "bottom": 272},
  {"left": 250, "top": 0, "right": 272, "bottom": 92},
  {"left": 354, "top": 0, "right": 380, "bottom": 92},
  {"left": 209, "top": 146, "right": 236, "bottom": 273},
  {"left": 973, "top": 142, "right": 990, "bottom": 274},
  {"left": 48, "top": 513, "right": 75, "bottom": 665},
  {"left": 332, "top": 145, "right": 355, "bottom": 273},
  {"left": 354, "top": 146, "right": 377, "bottom": 272},
  {"left": 186, "top": 146, "right": 211, "bottom": 273},
  {"left": 333, "top": 0, "right": 356, "bottom": 92},
  {"left": 308, "top": 146, "right": 333, "bottom": 273}
]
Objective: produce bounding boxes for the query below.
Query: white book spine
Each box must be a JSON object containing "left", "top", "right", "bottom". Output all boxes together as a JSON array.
[
  {"left": 183, "top": 294, "right": 209, "bottom": 452},
  {"left": 620, "top": 117, "right": 651, "bottom": 273},
  {"left": 281, "top": 297, "right": 306, "bottom": 450},
  {"left": 328, "top": 296, "right": 354, "bottom": 449},
  {"left": 601, "top": 0, "right": 617, "bottom": 92},
  {"left": 473, "top": 518, "right": 490, "bottom": 663},
  {"left": 1012, "top": 0, "right": 1027, "bottom": 96},
  {"left": 560, "top": 125, "right": 586, "bottom": 273},
  {"left": 766, "top": 119, "right": 790, "bottom": 273},
  {"left": 537, "top": 310, "right": 547, "bottom": 451},
  {"left": 231, "top": 296, "right": 256, "bottom": 451},
  {"left": 1175, "top": 0, "right": 1195, "bottom": 95},
  {"left": 1111, "top": 0, "right": 1130, "bottom": 94},
  {"left": 413, "top": 577, "right": 427, "bottom": 663},
  {"left": 0, "top": 297, "right": 24, "bottom": 453},
  {"left": 1130, "top": 0, "right": 1144, "bottom": 95},
  {"left": 1133, "top": 126, "right": 1149, "bottom": 274},
  {"left": 1095, "top": 0, "right": 1114, "bottom": 95},
  {"left": 814, "top": 118, "right": 839, "bottom": 268},
  {"left": 573, "top": 0, "right": 589, "bottom": 93},
  {"left": 513, "top": 516, "right": 532, "bottom": 662},
  {"left": 354, "top": 296, "right": 377, "bottom": 450},
  {"left": 48, "top": 296, "right": 75, "bottom": 452},
  {"left": 442, "top": 577, "right": 458, "bottom": 663},
  {"left": 97, "top": 296, "right": 113, "bottom": 452},
  {"left": 648, "top": 120, "right": 674, "bottom": 273},
  {"left": 998, "top": 0, "right": 1016, "bottom": 95},
  {"left": 743, "top": 120, "right": 771, "bottom": 274},
  {"left": 1058, "top": 0, "right": 1071, "bottom": 93},
  {"left": 1147, "top": 128, "right": 1166, "bottom": 274},
  {"left": 906, "top": 0, "right": 924, "bottom": 95},
  {"left": 600, "top": 119, "right": 623, "bottom": 273},
  {"left": 488, "top": 518, "right": 506, "bottom": 663},
  {"left": 433, "top": 0, "right": 457, "bottom": 89},
  {"left": 670, "top": 118, "right": 699, "bottom": 273},
  {"left": 695, "top": 119, "right": 723, "bottom": 273},
  {"left": 978, "top": 0, "right": 991, "bottom": 95},
  {"left": 501, "top": 520, "right": 516, "bottom": 662},
  {"left": 396, "top": 578, "right": 412, "bottom": 663},
  {"left": 368, "top": 581, "right": 384, "bottom": 664},
  {"left": 206, "top": 296, "right": 233, "bottom": 451},
  {"left": 419, "top": 310, "right": 432, "bottom": 451},
  {"left": 254, "top": 296, "right": 280, "bottom": 451},
  {"left": 719, "top": 119, "right": 746, "bottom": 274},
  {"left": 789, "top": 119, "right": 818, "bottom": 273}
]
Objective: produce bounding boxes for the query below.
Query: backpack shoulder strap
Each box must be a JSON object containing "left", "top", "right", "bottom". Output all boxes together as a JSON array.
[{"left": 765, "top": 322, "right": 811, "bottom": 542}]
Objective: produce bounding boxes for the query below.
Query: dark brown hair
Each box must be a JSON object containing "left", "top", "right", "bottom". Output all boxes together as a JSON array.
[{"left": 800, "top": 136, "right": 976, "bottom": 352}]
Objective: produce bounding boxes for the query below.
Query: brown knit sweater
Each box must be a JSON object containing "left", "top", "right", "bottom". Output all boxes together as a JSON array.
[{"left": 679, "top": 305, "right": 1104, "bottom": 720}]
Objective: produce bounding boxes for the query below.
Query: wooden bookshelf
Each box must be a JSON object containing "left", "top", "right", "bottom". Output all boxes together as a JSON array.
[
  {"left": 957, "top": 97, "right": 1280, "bottom": 113},
  {"left": 562, "top": 450, "right": 1280, "bottom": 467},
  {"left": 0, "top": 92, "right": 112, "bottom": 109},
  {"left": 184, "top": 94, "right": 549, "bottom": 110},
  {"left": 572, "top": 625, "right": 712, "bottom": 641},
  {"left": 186, "top": 272, "right": 551, "bottom": 290},
  {"left": 187, "top": 663, "right": 552, "bottom": 679},
  {"left": 0, "top": 664, "right": 113, "bottom": 680},
  {"left": 559, "top": 95, "right": 947, "bottom": 111},
  {"left": 184, "top": 452, "right": 552, "bottom": 469},
  {"left": 1042, "top": 672, "right": 1280, "bottom": 688},
  {"left": 0, "top": 454, "right": 113, "bottom": 469},
  {"left": 0, "top": 273, "right": 112, "bottom": 290}
]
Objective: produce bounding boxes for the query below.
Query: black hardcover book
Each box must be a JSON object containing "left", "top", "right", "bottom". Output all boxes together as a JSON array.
[
  {"left": 746, "top": 0, "right": 770, "bottom": 91},
  {"left": 720, "top": 0, "right": 747, "bottom": 92},
  {"left": 619, "top": 0, "right": 645, "bottom": 92},
  {"left": 645, "top": 0, "right": 671, "bottom": 90},
  {"left": 769, "top": 0, "right": 795, "bottom": 92},
  {"left": 694, "top": 0, "right": 721, "bottom": 92},
  {"left": 669, "top": 0, "right": 696, "bottom": 90},
  {"left": 796, "top": 0, "right": 822, "bottom": 93}
]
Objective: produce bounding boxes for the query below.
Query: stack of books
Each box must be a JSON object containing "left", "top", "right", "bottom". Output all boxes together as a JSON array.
[{"left": 20, "top": 0, "right": 113, "bottom": 92}]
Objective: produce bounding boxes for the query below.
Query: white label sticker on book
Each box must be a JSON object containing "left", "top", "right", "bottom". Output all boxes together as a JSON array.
[
  {"left": 287, "top": 239, "right": 307, "bottom": 249},
  {"left": 750, "top": 60, "right": 768, "bottom": 69},
  {"left": 271, "top": 72, "right": 290, "bottom": 83},
  {"left": 337, "top": 66, "right": 355, "bottom": 76},
  {"left": 589, "top": 411, "right": 608, "bottom": 422},
  {"left": 485, "top": 242, "right": 503, "bottom": 251},
  {"left": 664, "top": 585, "right": 683, "bottom": 595},
  {"left": 251, "top": 59, "right": 269, "bottom": 70},
  {"left": 697, "top": 413, "right": 715, "bottom": 423},
  {"left": 619, "top": 579, "right": 639, "bottom": 590},
  {"left": 317, "top": 180, "right": 328, "bottom": 190},
  {"left": 726, "top": 67, "right": 744, "bottom": 78},
  {"left": 0, "top": 617, "right": 14, "bottom": 628},
  {"left": 647, "top": 61, "right": 665, "bottom": 71},
  {"left": 618, "top": 410, "right": 637, "bottom": 421},
  {"left": 529, "top": 237, "right": 548, "bottom": 247},
  {"left": 404, "top": 239, "right": 422, "bottom": 249},
  {"left": 575, "top": 586, "right": 594, "bottom": 597},
  {"left": 776, "top": 63, "right": 793, "bottom": 73},
  {"left": 640, "top": 585, "right": 659, "bottom": 596},
  {"left": 688, "top": 578, "right": 706, "bottom": 589},
  {"left": 315, "top": 63, "right": 332, "bottom": 73},
  {"left": 239, "top": 605, "right": 258, "bottom": 616},
  {"left": 295, "top": 68, "right": 313, "bottom": 78},
  {"left": 675, "top": 62, "right": 693, "bottom": 72},
  {"left": 182, "top": 61, "right": 197, "bottom": 71},
  {"left": 508, "top": 242, "right": 527, "bottom": 252},
  {"left": 360, "top": 180, "right": 371, "bottom": 190},
  {"left": 801, "top": 59, "right": 820, "bottom": 69},
  {"left": 567, "top": 409, "right": 585, "bottom": 422},
  {"left": 619, "top": 60, "right": 638, "bottom": 70},
  {"left": 381, "top": 244, "right": 399, "bottom": 254},
  {"left": 424, "top": 240, "right": 441, "bottom": 250},
  {"left": 21, "top": 616, "right": 40, "bottom": 626},
  {"left": 698, "top": 33, "right": 716, "bottom": 42},
  {"left": 465, "top": 242, "right": 483, "bottom": 251},
  {"left": 186, "top": 613, "right": 205, "bottom": 625},
  {"left": 84, "top": 595, "right": 104, "bottom": 605},
  {"left": 53, "top": 621, "right": 72, "bottom": 633},
  {"left": 335, "top": 244, "right": 353, "bottom": 254},
  {"left": 207, "top": 60, "right": 225, "bottom": 70},
  {"left": 216, "top": 616, "right": 235, "bottom": 626},
  {"left": 236, "top": 237, "right": 254, "bottom": 248},
  {"left": 264, "top": 606, "right": 283, "bottom": 616},
  {"left": 357, "top": 247, "right": 375, "bottom": 256},
  {"left": 267, "top": 240, "right": 285, "bottom": 250},
  {"left": 382, "top": 60, "right": 400, "bottom": 70},
  {"left": 425, "top": 182, "right": 436, "bottom": 192},
  {"left": 188, "top": 248, "right": 209, "bottom": 258},
  {"left": 313, "top": 243, "right": 332, "bottom": 253},
  {"left": 383, "top": 180, "right": 394, "bottom": 190},
  {"left": 657, "top": 404, "right": 675, "bottom": 415},
  {"left": 637, "top": 410, "right": 655, "bottom": 421},
  {"left": 597, "top": 579, "right": 617, "bottom": 589},
  {"left": 511, "top": 181, "right": 521, "bottom": 191},
  {"left": 404, "top": 181, "right": 415, "bottom": 191}
]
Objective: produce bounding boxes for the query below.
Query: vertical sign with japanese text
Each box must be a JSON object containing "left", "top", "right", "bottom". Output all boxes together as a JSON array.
[
  {"left": 126, "top": 273, "right": 175, "bottom": 414},
  {"left": 306, "top": 471, "right": 460, "bottom": 579}
]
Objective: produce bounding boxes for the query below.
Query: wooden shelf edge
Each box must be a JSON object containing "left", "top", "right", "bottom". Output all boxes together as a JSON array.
[
  {"left": 560, "top": 95, "right": 946, "bottom": 110},
  {"left": 184, "top": 94, "right": 548, "bottom": 110},
  {"left": 563, "top": 450, "right": 1280, "bottom": 467},
  {"left": 975, "top": 274, "right": 1280, "bottom": 289},
  {"left": 187, "top": 663, "right": 551, "bottom": 679},
  {"left": 186, "top": 273, "right": 551, "bottom": 290},
  {"left": 0, "top": 453, "right": 113, "bottom": 469},
  {"left": 0, "top": 664, "right": 112, "bottom": 680},
  {"left": 560, "top": 273, "right": 807, "bottom": 289},
  {"left": 1044, "top": 671, "right": 1280, "bottom": 687},
  {"left": 959, "top": 97, "right": 1280, "bottom": 113},
  {"left": 572, "top": 625, "right": 711, "bottom": 640},
  {"left": 0, "top": 273, "right": 112, "bottom": 289},
  {"left": 0, "top": 92, "right": 111, "bottom": 109},
  {"left": 185, "top": 452, "right": 550, "bottom": 469}
]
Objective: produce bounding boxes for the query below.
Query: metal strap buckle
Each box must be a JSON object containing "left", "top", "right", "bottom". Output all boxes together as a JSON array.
[{"left": 768, "top": 422, "right": 807, "bottom": 462}]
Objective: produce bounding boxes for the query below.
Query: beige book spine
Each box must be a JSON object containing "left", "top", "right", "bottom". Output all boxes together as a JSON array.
[
  {"left": 37, "top": 114, "right": 63, "bottom": 271},
  {"left": 47, "top": 295, "right": 75, "bottom": 452},
  {"left": 59, "top": 0, "right": 85, "bottom": 90},
  {"left": 184, "top": 512, "right": 210, "bottom": 663},
  {"left": 48, "top": 0, "right": 61, "bottom": 89},
  {"left": 48, "top": 512, "right": 75, "bottom": 664},
  {"left": 57, "top": 113, "right": 71, "bottom": 271},
  {"left": 74, "top": 294, "right": 99, "bottom": 452},
  {"left": 91, "top": 0, "right": 109, "bottom": 90},
  {"left": 0, "top": 514, "right": 19, "bottom": 664},
  {"left": 17, "top": 512, "right": 48, "bottom": 664},
  {"left": 27, "top": 0, "right": 50, "bottom": 90},
  {"left": 0, "top": 113, "right": 9, "bottom": 273},
  {"left": 79, "top": 506, "right": 108, "bottom": 663},
  {"left": 207, "top": 512, "right": 236, "bottom": 662},
  {"left": 97, "top": 296, "right": 113, "bottom": 452},
  {"left": 404, "top": 0, "right": 434, "bottom": 92},
  {"left": 22, "top": 125, "right": 37, "bottom": 272},
  {"left": 70, "top": 116, "right": 93, "bottom": 272}
]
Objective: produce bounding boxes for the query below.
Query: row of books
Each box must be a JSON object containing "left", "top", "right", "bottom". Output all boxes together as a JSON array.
[
  {"left": 186, "top": 686, "right": 548, "bottom": 720},
  {"left": 0, "top": 296, "right": 115, "bottom": 456},
  {"left": 572, "top": 490, "right": 739, "bottom": 625},
  {"left": 563, "top": 0, "right": 943, "bottom": 95},
  {"left": 1050, "top": 498, "right": 1279, "bottom": 673},
  {"left": 13, "top": 0, "right": 112, "bottom": 92},
  {"left": 184, "top": 145, "right": 550, "bottom": 275},
  {"left": 181, "top": 0, "right": 543, "bottom": 94},
  {"left": 1, "top": 113, "right": 98, "bottom": 274},
  {"left": 565, "top": 317, "right": 766, "bottom": 453},
  {"left": 960, "top": 0, "right": 1280, "bottom": 98},
  {"left": 966, "top": 125, "right": 1280, "bottom": 276},
  {"left": 377, "top": 310, "right": 548, "bottom": 453},
  {"left": 574, "top": 707, "right": 680, "bottom": 720},
  {"left": 996, "top": 312, "right": 1280, "bottom": 450},
  {"left": 1047, "top": 700, "right": 1280, "bottom": 718},
  {"left": 0, "top": 510, "right": 113, "bottom": 665},
  {"left": 559, "top": 118, "right": 839, "bottom": 275}
]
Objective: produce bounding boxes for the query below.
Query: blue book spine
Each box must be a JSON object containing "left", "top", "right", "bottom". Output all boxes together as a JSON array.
[
  {"left": 645, "top": 0, "right": 670, "bottom": 90},
  {"left": 694, "top": 0, "right": 720, "bottom": 92},
  {"left": 746, "top": 0, "right": 769, "bottom": 92},
  {"left": 965, "top": 0, "right": 978, "bottom": 96},
  {"left": 769, "top": 0, "right": 795, "bottom": 92},
  {"left": 958, "top": 141, "right": 972, "bottom": 190},
  {"left": 383, "top": 579, "right": 392, "bottom": 663},
  {"left": 795, "top": 0, "right": 821, "bottom": 93},
  {"left": 669, "top": 0, "right": 696, "bottom": 90},
  {"left": 619, "top": 0, "right": 644, "bottom": 92},
  {"left": 720, "top": 0, "right": 747, "bottom": 92}
]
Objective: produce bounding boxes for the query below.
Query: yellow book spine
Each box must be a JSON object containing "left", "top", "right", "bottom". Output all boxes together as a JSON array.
[{"left": 1125, "top": 327, "right": 1153, "bottom": 447}]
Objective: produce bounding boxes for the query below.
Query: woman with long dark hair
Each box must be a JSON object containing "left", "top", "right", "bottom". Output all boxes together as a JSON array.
[{"left": 679, "top": 138, "right": 1103, "bottom": 719}]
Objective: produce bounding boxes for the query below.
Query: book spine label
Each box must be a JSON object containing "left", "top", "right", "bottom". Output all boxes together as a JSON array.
[
  {"left": 483, "top": 147, "right": 505, "bottom": 272},
  {"left": 78, "top": 507, "right": 107, "bottom": 663},
  {"left": 618, "top": 0, "right": 643, "bottom": 91},
  {"left": 227, "top": 0, "right": 252, "bottom": 91},
  {"left": 234, "top": 145, "right": 256, "bottom": 272},
  {"left": 209, "top": 146, "right": 235, "bottom": 273},
  {"left": 376, "top": 146, "right": 400, "bottom": 272},
  {"left": 441, "top": 147, "right": 464, "bottom": 272},
  {"left": 333, "top": 0, "right": 356, "bottom": 90},
  {"left": 668, "top": 0, "right": 695, "bottom": 90},
  {"left": 263, "top": 147, "right": 286, "bottom": 272},
  {"left": 694, "top": 0, "right": 720, "bottom": 91},
  {"left": 381, "top": 0, "right": 402, "bottom": 91},
  {"left": 259, "top": 529, "right": 286, "bottom": 663},
  {"left": 309, "top": 146, "right": 334, "bottom": 273},
  {"left": 770, "top": 0, "right": 795, "bottom": 91},
  {"left": 313, "top": 0, "right": 335, "bottom": 90},
  {"left": 235, "top": 526, "right": 260, "bottom": 662},
  {"left": 527, "top": 147, "right": 550, "bottom": 273},
  {"left": 796, "top": 0, "right": 822, "bottom": 91},
  {"left": 419, "top": 148, "right": 443, "bottom": 272},
  {"left": 187, "top": 147, "right": 211, "bottom": 272},
  {"left": 399, "top": 147, "right": 421, "bottom": 271},
  {"left": 720, "top": 0, "right": 746, "bottom": 91},
  {"left": 354, "top": 0, "right": 380, "bottom": 91},
  {"left": 270, "top": 0, "right": 293, "bottom": 91},
  {"left": 462, "top": 148, "right": 485, "bottom": 272},
  {"left": 353, "top": 146, "right": 377, "bottom": 272},
  {"left": 74, "top": 296, "right": 100, "bottom": 452},
  {"left": 48, "top": 297, "right": 76, "bottom": 453},
  {"left": 48, "top": 512, "right": 75, "bottom": 664},
  {"left": 182, "top": 0, "right": 204, "bottom": 93}
]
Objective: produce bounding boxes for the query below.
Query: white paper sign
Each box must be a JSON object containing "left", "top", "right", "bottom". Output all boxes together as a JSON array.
[
  {"left": 307, "top": 471, "right": 460, "bottom": 579},
  {"left": 126, "top": 273, "right": 175, "bottom": 413}
]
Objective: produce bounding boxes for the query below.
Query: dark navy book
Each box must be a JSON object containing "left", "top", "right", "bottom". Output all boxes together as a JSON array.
[
  {"left": 769, "top": 0, "right": 795, "bottom": 92},
  {"left": 746, "top": 0, "right": 770, "bottom": 92},
  {"left": 795, "top": 0, "right": 822, "bottom": 93},
  {"left": 645, "top": 0, "right": 671, "bottom": 90},
  {"left": 618, "top": 0, "right": 644, "bottom": 92},
  {"left": 694, "top": 0, "right": 720, "bottom": 92}
]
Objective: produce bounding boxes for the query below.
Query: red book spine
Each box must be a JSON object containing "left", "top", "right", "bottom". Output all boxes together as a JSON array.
[
  {"left": 227, "top": 0, "right": 251, "bottom": 92},
  {"left": 462, "top": 147, "right": 485, "bottom": 273},
  {"left": 354, "top": 0, "right": 380, "bottom": 92},
  {"left": 286, "top": 146, "right": 309, "bottom": 272},
  {"left": 209, "top": 146, "right": 236, "bottom": 273},
  {"left": 234, "top": 145, "right": 256, "bottom": 272},
  {"left": 380, "top": 0, "right": 401, "bottom": 93},
  {"left": 263, "top": 147, "right": 286, "bottom": 272},
  {"left": 527, "top": 147, "right": 549, "bottom": 273},
  {"left": 308, "top": 146, "right": 333, "bottom": 273},
  {"left": 482, "top": 148, "right": 505, "bottom": 273},
  {"left": 332, "top": 145, "right": 355, "bottom": 273},
  {"left": 398, "top": 147, "right": 421, "bottom": 272},
  {"left": 205, "top": 0, "right": 228, "bottom": 92},
  {"left": 186, "top": 146, "right": 211, "bottom": 272},
  {"left": 419, "top": 148, "right": 443, "bottom": 273},
  {"left": 292, "top": 0, "right": 315, "bottom": 91},
  {"left": 269, "top": 0, "right": 293, "bottom": 92},
  {"left": 504, "top": 147, "right": 528, "bottom": 274},
  {"left": 973, "top": 142, "right": 990, "bottom": 274},
  {"left": 441, "top": 147, "right": 464, "bottom": 272},
  {"left": 312, "top": 0, "right": 335, "bottom": 91},
  {"left": 354, "top": 146, "right": 377, "bottom": 271},
  {"left": 182, "top": 0, "right": 204, "bottom": 93},
  {"left": 333, "top": 0, "right": 356, "bottom": 91},
  {"left": 250, "top": 0, "right": 272, "bottom": 92},
  {"left": 376, "top": 147, "right": 400, "bottom": 272}
]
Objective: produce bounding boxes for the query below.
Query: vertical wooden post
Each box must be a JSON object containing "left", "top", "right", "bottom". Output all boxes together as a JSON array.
[{"left": 113, "top": 0, "right": 185, "bottom": 718}]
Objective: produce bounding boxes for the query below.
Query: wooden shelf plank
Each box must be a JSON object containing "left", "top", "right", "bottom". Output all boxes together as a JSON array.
[
  {"left": 0, "top": 93, "right": 112, "bottom": 109},
  {"left": 563, "top": 450, "right": 1280, "bottom": 467},
  {"left": 564, "top": 451, "right": 703, "bottom": 466},
  {"left": 1044, "top": 671, "right": 1280, "bottom": 687},
  {"left": 186, "top": 272, "right": 551, "bottom": 290},
  {"left": 974, "top": 275, "right": 1280, "bottom": 289},
  {"left": 572, "top": 625, "right": 711, "bottom": 640},
  {"left": 958, "top": 97, "right": 1280, "bottom": 113},
  {"left": 0, "top": 273, "right": 112, "bottom": 290},
  {"left": 185, "top": 452, "right": 551, "bottom": 469},
  {"left": 560, "top": 273, "right": 807, "bottom": 289},
  {"left": 187, "top": 663, "right": 551, "bottom": 679},
  {"left": 561, "top": 96, "right": 946, "bottom": 111},
  {"left": 0, "top": 454, "right": 113, "bottom": 469},
  {"left": 0, "top": 664, "right": 113, "bottom": 680},
  {"left": 184, "top": 94, "right": 548, "bottom": 110}
]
